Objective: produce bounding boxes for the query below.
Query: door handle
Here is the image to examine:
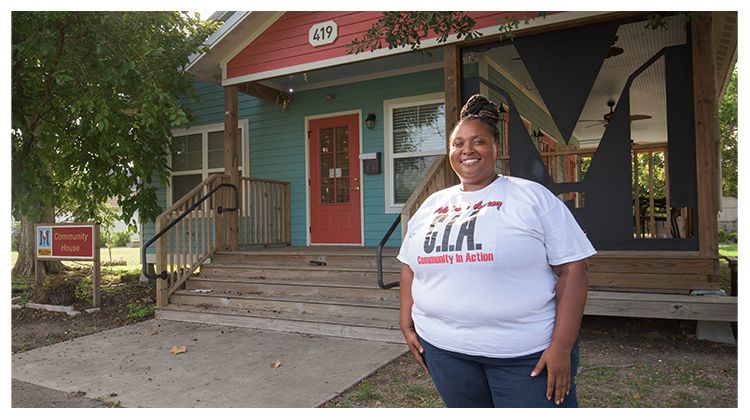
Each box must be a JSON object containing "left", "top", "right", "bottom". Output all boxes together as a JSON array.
[{"left": 351, "top": 177, "right": 360, "bottom": 191}]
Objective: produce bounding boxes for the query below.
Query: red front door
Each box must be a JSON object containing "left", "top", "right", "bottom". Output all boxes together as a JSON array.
[{"left": 309, "top": 115, "right": 362, "bottom": 244}]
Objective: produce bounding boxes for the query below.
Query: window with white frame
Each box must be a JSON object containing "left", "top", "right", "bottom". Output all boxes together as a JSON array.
[
  {"left": 169, "top": 121, "right": 247, "bottom": 204},
  {"left": 385, "top": 93, "right": 446, "bottom": 213}
]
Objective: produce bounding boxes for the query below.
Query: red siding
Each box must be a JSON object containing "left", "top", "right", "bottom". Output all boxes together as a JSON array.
[{"left": 226, "top": 11, "right": 557, "bottom": 80}]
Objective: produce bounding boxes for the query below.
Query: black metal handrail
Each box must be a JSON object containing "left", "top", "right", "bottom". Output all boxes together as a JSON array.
[
  {"left": 141, "top": 183, "right": 239, "bottom": 281},
  {"left": 376, "top": 214, "right": 401, "bottom": 289}
]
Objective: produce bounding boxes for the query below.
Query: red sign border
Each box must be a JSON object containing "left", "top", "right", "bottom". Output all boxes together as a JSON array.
[{"left": 35, "top": 223, "right": 98, "bottom": 261}]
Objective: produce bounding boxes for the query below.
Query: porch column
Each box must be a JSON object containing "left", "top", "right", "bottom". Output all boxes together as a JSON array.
[
  {"left": 691, "top": 14, "right": 720, "bottom": 261},
  {"left": 224, "top": 84, "right": 240, "bottom": 251},
  {"left": 444, "top": 43, "right": 462, "bottom": 149}
]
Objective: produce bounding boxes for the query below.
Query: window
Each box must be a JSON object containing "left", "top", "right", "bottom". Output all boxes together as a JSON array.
[
  {"left": 384, "top": 93, "right": 446, "bottom": 213},
  {"left": 169, "top": 121, "right": 247, "bottom": 204}
]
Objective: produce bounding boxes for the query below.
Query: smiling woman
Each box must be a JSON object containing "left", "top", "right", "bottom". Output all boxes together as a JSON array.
[{"left": 398, "top": 94, "right": 596, "bottom": 408}]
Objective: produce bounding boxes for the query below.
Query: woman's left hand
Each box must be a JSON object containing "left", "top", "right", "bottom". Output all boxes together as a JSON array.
[{"left": 530, "top": 344, "right": 571, "bottom": 405}]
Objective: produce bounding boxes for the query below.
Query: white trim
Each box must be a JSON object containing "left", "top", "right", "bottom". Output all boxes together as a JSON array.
[
  {"left": 187, "top": 12, "right": 252, "bottom": 72},
  {"left": 304, "top": 110, "right": 365, "bottom": 246},
  {"left": 222, "top": 11, "right": 612, "bottom": 86},
  {"left": 167, "top": 120, "right": 249, "bottom": 206},
  {"left": 383, "top": 92, "right": 446, "bottom": 214}
]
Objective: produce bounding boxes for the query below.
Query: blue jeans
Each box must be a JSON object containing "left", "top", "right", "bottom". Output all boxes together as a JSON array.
[{"left": 419, "top": 337, "right": 580, "bottom": 408}]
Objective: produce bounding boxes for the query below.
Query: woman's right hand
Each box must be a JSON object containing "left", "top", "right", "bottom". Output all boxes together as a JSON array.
[{"left": 402, "top": 327, "right": 429, "bottom": 374}]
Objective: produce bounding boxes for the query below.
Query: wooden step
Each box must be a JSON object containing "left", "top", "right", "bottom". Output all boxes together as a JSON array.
[
  {"left": 585, "top": 291, "right": 737, "bottom": 322},
  {"left": 185, "top": 277, "right": 400, "bottom": 305},
  {"left": 156, "top": 304, "right": 404, "bottom": 343},
  {"left": 212, "top": 249, "right": 403, "bottom": 270},
  {"left": 170, "top": 290, "right": 399, "bottom": 320},
  {"left": 160, "top": 247, "right": 404, "bottom": 342},
  {"left": 198, "top": 263, "right": 401, "bottom": 284}
]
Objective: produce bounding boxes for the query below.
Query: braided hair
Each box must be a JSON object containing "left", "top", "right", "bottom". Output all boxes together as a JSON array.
[{"left": 457, "top": 94, "right": 501, "bottom": 143}]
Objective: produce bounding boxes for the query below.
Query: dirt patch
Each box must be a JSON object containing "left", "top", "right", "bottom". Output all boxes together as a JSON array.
[
  {"left": 324, "top": 316, "right": 737, "bottom": 408},
  {"left": 12, "top": 272, "right": 154, "bottom": 355},
  {"left": 11, "top": 379, "right": 112, "bottom": 408}
]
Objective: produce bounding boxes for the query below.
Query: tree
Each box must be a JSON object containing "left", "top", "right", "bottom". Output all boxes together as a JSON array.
[
  {"left": 346, "top": 12, "right": 543, "bottom": 54},
  {"left": 11, "top": 12, "right": 217, "bottom": 279},
  {"left": 96, "top": 203, "right": 119, "bottom": 264},
  {"left": 719, "top": 66, "right": 738, "bottom": 198}
]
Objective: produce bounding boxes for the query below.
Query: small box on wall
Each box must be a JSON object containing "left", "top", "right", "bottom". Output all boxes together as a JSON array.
[{"left": 360, "top": 152, "right": 381, "bottom": 175}]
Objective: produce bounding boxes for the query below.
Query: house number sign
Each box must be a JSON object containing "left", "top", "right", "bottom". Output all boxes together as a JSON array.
[{"left": 309, "top": 20, "right": 338, "bottom": 47}]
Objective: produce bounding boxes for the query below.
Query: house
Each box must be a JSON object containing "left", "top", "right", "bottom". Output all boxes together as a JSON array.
[{"left": 141, "top": 11, "right": 737, "bottom": 342}]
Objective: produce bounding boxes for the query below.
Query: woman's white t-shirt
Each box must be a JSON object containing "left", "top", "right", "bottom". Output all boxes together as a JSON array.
[{"left": 397, "top": 175, "right": 596, "bottom": 358}]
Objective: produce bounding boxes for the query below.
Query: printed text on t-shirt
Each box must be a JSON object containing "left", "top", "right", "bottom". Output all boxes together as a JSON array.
[{"left": 419, "top": 200, "right": 502, "bottom": 264}]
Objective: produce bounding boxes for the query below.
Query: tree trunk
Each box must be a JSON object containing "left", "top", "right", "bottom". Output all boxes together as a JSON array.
[
  {"left": 12, "top": 211, "right": 66, "bottom": 283},
  {"left": 12, "top": 214, "right": 36, "bottom": 278}
]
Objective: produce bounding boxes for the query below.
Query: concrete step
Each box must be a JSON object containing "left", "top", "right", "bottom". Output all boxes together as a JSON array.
[
  {"left": 170, "top": 290, "right": 399, "bottom": 320},
  {"left": 156, "top": 304, "right": 404, "bottom": 343},
  {"left": 185, "top": 277, "right": 400, "bottom": 305},
  {"left": 198, "top": 263, "right": 401, "bottom": 285},
  {"left": 212, "top": 249, "right": 402, "bottom": 270}
]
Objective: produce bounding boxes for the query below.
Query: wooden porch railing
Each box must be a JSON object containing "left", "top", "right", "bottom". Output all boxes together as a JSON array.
[
  {"left": 400, "top": 155, "right": 459, "bottom": 237},
  {"left": 630, "top": 142, "right": 688, "bottom": 239},
  {"left": 399, "top": 141, "right": 689, "bottom": 241},
  {"left": 153, "top": 174, "right": 291, "bottom": 307},
  {"left": 519, "top": 141, "right": 689, "bottom": 239},
  {"left": 154, "top": 174, "right": 234, "bottom": 306},
  {"left": 238, "top": 177, "right": 291, "bottom": 247}
]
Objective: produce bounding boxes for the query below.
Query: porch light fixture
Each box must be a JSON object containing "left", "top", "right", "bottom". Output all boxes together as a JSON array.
[{"left": 365, "top": 113, "right": 376, "bottom": 129}]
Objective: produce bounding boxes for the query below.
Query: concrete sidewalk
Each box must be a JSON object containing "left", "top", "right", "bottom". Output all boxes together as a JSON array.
[{"left": 12, "top": 319, "right": 406, "bottom": 407}]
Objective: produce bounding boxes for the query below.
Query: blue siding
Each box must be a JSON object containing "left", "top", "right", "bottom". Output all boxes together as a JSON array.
[
  {"left": 145, "top": 69, "right": 445, "bottom": 251},
  {"left": 247, "top": 69, "right": 445, "bottom": 246},
  {"left": 144, "top": 65, "right": 569, "bottom": 253}
]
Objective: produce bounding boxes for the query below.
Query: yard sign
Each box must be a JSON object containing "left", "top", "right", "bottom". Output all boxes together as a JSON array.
[{"left": 35, "top": 223, "right": 101, "bottom": 307}]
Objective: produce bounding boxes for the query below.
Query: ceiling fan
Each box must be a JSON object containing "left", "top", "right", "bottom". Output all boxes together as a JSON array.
[
  {"left": 579, "top": 99, "right": 652, "bottom": 128},
  {"left": 606, "top": 35, "right": 624, "bottom": 58}
]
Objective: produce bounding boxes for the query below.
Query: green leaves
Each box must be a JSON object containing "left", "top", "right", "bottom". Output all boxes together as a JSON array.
[
  {"left": 720, "top": 67, "right": 738, "bottom": 197},
  {"left": 12, "top": 11, "right": 218, "bottom": 225},
  {"left": 346, "top": 12, "right": 481, "bottom": 55},
  {"left": 345, "top": 12, "right": 547, "bottom": 55}
]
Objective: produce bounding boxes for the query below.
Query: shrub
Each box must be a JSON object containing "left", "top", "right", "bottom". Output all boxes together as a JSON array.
[
  {"left": 33, "top": 275, "right": 81, "bottom": 305},
  {"left": 113, "top": 231, "right": 131, "bottom": 247},
  {"left": 126, "top": 302, "right": 155, "bottom": 320},
  {"left": 719, "top": 229, "right": 738, "bottom": 243},
  {"left": 102, "top": 259, "right": 128, "bottom": 267}
]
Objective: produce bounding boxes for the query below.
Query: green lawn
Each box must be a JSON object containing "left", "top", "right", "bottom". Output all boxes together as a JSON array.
[
  {"left": 719, "top": 242, "right": 738, "bottom": 257},
  {"left": 11, "top": 246, "right": 142, "bottom": 271},
  {"left": 11, "top": 246, "right": 142, "bottom": 292}
]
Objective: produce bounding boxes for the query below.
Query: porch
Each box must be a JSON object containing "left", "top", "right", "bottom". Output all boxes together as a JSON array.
[
  {"left": 152, "top": 245, "right": 735, "bottom": 344},
  {"left": 144, "top": 170, "right": 735, "bottom": 341}
]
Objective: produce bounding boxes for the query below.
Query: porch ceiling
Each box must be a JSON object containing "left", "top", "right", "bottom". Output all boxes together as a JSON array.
[
  {"left": 259, "top": 47, "right": 445, "bottom": 94},
  {"left": 481, "top": 15, "right": 688, "bottom": 147}
]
